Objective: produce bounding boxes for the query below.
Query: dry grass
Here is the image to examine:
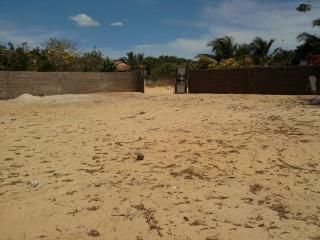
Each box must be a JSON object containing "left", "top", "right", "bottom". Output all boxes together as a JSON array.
[{"left": 132, "top": 203, "right": 163, "bottom": 237}]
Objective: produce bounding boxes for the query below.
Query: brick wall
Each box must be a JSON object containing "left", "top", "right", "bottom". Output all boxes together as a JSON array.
[
  {"left": 189, "top": 66, "right": 319, "bottom": 95},
  {"left": 0, "top": 71, "right": 144, "bottom": 100}
]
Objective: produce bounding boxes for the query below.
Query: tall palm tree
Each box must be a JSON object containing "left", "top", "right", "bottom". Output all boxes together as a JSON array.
[
  {"left": 296, "top": 19, "right": 320, "bottom": 60},
  {"left": 250, "top": 37, "right": 275, "bottom": 66},
  {"left": 207, "top": 36, "right": 237, "bottom": 61},
  {"left": 296, "top": 32, "right": 320, "bottom": 59}
]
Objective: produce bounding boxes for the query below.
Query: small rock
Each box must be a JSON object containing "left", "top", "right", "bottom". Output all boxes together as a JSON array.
[{"left": 136, "top": 152, "right": 144, "bottom": 161}]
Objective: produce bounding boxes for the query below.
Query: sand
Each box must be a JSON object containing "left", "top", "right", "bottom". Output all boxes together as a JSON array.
[{"left": 0, "top": 88, "right": 319, "bottom": 240}]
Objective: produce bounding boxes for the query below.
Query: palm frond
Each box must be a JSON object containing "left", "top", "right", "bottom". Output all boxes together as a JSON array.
[{"left": 313, "top": 18, "right": 320, "bottom": 28}]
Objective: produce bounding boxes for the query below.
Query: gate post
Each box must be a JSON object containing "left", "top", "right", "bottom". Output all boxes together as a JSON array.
[{"left": 175, "top": 64, "right": 188, "bottom": 94}]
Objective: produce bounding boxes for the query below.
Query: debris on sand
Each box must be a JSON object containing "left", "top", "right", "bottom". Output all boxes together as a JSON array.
[
  {"left": 135, "top": 152, "right": 144, "bottom": 161},
  {"left": 249, "top": 184, "right": 263, "bottom": 194},
  {"left": 132, "top": 203, "right": 163, "bottom": 237},
  {"left": 269, "top": 202, "right": 289, "bottom": 219},
  {"left": 88, "top": 230, "right": 100, "bottom": 237},
  {"left": 31, "top": 180, "right": 39, "bottom": 188},
  {"left": 308, "top": 98, "right": 320, "bottom": 105},
  {"left": 170, "top": 167, "right": 207, "bottom": 180}
]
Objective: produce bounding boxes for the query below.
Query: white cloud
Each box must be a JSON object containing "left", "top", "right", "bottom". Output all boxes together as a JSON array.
[
  {"left": 120, "top": 0, "right": 319, "bottom": 59},
  {"left": 130, "top": 38, "right": 208, "bottom": 59},
  {"left": 109, "top": 21, "right": 124, "bottom": 27},
  {"left": 200, "top": 0, "right": 319, "bottom": 50},
  {"left": 69, "top": 14, "right": 100, "bottom": 27},
  {"left": 97, "top": 38, "right": 208, "bottom": 59},
  {"left": 3, "top": 0, "right": 318, "bottom": 59}
]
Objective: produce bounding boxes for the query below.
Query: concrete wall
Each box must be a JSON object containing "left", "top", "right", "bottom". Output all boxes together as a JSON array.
[
  {"left": 189, "top": 66, "right": 319, "bottom": 95},
  {"left": 0, "top": 71, "right": 144, "bottom": 99}
]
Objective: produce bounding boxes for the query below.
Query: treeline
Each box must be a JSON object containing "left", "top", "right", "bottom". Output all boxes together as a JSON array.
[
  {"left": 197, "top": 17, "right": 320, "bottom": 69},
  {"left": 0, "top": 39, "right": 116, "bottom": 72},
  {"left": 0, "top": 38, "right": 194, "bottom": 83},
  {"left": 1, "top": 15, "right": 320, "bottom": 80}
]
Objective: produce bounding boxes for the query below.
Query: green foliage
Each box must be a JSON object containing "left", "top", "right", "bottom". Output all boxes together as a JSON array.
[
  {"left": 199, "top": 36, "right": 279, "bottom": 68},
  {"left": 120, "top": 52, "right": 144, "bottom": 70},
  {"left": 235, "top": 44, "right": 252, "bottom": 65},
  {"left": 196, "top": 54, "right": 218, "bottom": 69},
  {"left": 79, "top": 49, "right": 105, "bottom": 72},
  {"left": 42, "top": 38, "right": 78, "bottom": 71},
  {"left": 149, "top": 63, "right": 175, "bottom": 80},
  {"left": 142, "top": 55, "right": 195, "bottom": 81},
  {"left": 209, "top": 58, "right": 240, "bottom": 69},
  {"left": 250, "top": 37, "right": 275, "bottom": 66},
  {"left": 296, "top": 3, "right": 311, "bottom": 12},
  {"left": 0, "top": 42, "right": 53, "bottom": 71},
  {"left": 207, "top": 36, "right": 237, "bottom": 61},
  {"left": 313, "top": 18, "right": 320, "bottom": 28},
  {"left": 101, "top": 58, "right": 116, "bottom": 72},
  {"left": 270, "top": 49, "right": 296, "bottom": 66},
  {"left": 0, "top": 39, "right": 196, "bottom": 81}
]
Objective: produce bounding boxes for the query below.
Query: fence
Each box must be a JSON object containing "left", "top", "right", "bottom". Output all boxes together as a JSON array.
[
  {"left": 0, "top": 71, "right": 144, "bottom": 100},
  {"left": 189, "top": 66, "right": 319, "bottom": 95}
]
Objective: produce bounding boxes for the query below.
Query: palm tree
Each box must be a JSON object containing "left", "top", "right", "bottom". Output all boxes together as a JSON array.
[
  {"left": 250, "top": 37, "right": 275, "bottom": 66},
  {"left": 270, "top": 49, "right": 295, "bottom": 66},
  {"left": 296, "top": 32, "right": 320, "bottom": 60},
  {"left": 296, "top": 19, "right": 320, "bottom": 60},
  {"left": 120, "top": 52, "right": 144, "bottom": 70},
  {"left": 313, "top": 18, "right": 320, "bottom": 27},
  {"left": 235, "top": 43, "right": 252, "bottom": 65},
  {"left": 207, "top": 36, "right": 237, "bottom": 61}
]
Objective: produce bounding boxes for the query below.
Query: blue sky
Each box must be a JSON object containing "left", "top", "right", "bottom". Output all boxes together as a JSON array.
[{"left": 0, "top": 0, "right": 319, "bottom": 59}]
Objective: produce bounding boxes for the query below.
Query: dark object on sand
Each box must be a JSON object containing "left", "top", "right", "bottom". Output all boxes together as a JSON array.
[
  {"left": 308, "top": 98, "right": 320, "bottom": 105},
  {"left": 88, "top": 230, "right": 100, "bottom": 237},
  {"left": 136, "top": 152, "right": 144, "bottom": 161}
]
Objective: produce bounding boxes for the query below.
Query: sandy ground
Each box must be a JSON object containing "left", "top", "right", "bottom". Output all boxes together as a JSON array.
[{"left": 0, "top": 88, "right": 319, "bottom": 240}]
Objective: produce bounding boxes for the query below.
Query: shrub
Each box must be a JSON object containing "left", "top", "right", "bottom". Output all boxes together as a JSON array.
[{"left": 209, "top": 58, "right": 240, "bottom": 69}]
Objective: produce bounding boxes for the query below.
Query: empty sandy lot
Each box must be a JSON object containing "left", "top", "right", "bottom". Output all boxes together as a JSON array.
[{"left": 0, "top": 88, "right": 319, "bottom": 240}]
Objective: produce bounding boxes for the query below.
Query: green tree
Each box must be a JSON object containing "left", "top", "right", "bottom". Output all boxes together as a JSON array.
[
  {"left": 79, "top": 49, "right": 105, "bottom": 72},
  {"left": 42, "top": 38, "right": 78, "bottom": 71},
  {"left": 250, "top": 37, "right": 275, "bottom": 66},
  {"left": 101, "top": 57, "right": 116, "bottom": 72},
  {"left": 296, "top": 32, "right": 320, "bottom": 60},
  {"left": 235, "top": 43, "right": 252, "bottom": 65},
  {"left": 0, "top": 42, "right": 30, "bottom": 71},
  {"left": 120, "top": 52, "right": 144, "bottom": 70},
  {"left": 207, "top": 36, "right": 237, "bottom": 61},
  {"left": 296, "top": 16, "right": 320, "bottom": 61},
  {"left": 270, "top": 49, "right": 295, "bottom": 66},
  {"left": 195, "top": 54, "right": 217, "bottom": 69}
]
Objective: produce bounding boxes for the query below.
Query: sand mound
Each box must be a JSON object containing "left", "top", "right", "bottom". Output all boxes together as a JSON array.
[
  {"left": 12, "top": 93, "right": 99, "bottom": 104},
  {"left": 15, "top": 93, "right": 42, "bottom": 101}
]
